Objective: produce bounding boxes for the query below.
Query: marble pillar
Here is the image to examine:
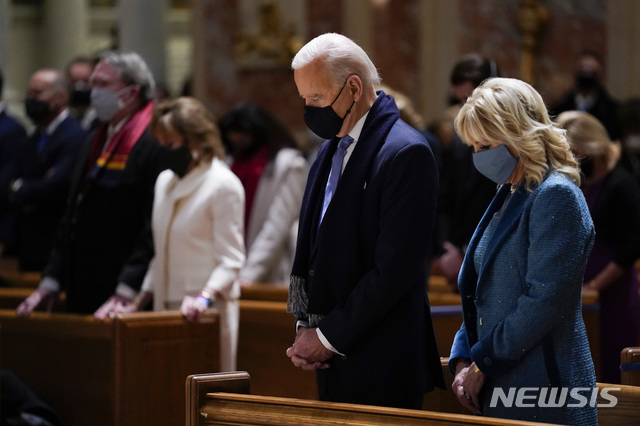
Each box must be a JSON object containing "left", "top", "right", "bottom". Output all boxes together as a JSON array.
[
  {"left": 0, "top": 0, "right": 8, "bottom": 70},
  {"left": 43, "top": 0, "right": 88, "bottom": 69},
  {"left": 118, "top": 0, "right": 168, "bottom": 86}
]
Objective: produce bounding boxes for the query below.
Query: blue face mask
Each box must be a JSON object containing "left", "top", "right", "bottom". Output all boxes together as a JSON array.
[{"left": 472, "top": 144, "right": 519, "bottom": 184}]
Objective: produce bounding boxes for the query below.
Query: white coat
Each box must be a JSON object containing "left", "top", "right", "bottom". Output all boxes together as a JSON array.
[
  {"left": 240, "top": 147, "right": 307, "bottom": 285},
  {"left": 141, "top": 158, "right": 245, "bottom": 371}
]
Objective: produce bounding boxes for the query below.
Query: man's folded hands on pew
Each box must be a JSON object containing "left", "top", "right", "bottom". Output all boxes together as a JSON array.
[{"left": 286, "top": 326, "right": 332, "bottom": 371}]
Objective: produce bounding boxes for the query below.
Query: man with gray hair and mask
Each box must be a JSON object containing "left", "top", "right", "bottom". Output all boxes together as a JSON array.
[{"left": 17, "top": 51, "right": 170, "bottom": 318}]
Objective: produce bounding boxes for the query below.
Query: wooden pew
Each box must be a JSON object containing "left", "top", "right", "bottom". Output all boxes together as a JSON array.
[
  {"left": 0, "top": 282, "right": 600, "bottom": 412},
  {"left": 596, "top": 382, "right": 640, "bottom": 425},
  {"left": 235, "top": 286, "right": 602, "bottom": 399},
  {"left": 0, "top": 309, "right": 219, "bottom": 426},
  {"left": 237, "top": 299, "right": 318, "bottom": 400},
  {"left": 187, "top": 370, "right": 640, "bottom": 425},
  {"left": 186, "top": 371, "right": 552, "bottom": 426},
  {"left": 621, "top": 346, "right": 640, "bottom": 386},
  {"left": 428, "top": 358, "right": 640, "bottom": 425},
  {"left": 239, "top": 275, "right": 458, "bottom": 303},
  {"left": 240, "top": 283, "right": 288, "bottom": 302},
  {"left": 0, "top": 256, "right": 41, "bottom": 288},
  {"left": 0, "top": 287, "right": 65, "bottom": 311},
  {"left": 235, "top": 297, "right": 470, "bottom": 401},
  {"left": 0, "top": 287, "right": 34, "bottom": 309}
]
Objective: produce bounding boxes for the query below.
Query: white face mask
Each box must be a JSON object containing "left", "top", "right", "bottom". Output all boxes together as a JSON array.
[{"left": 91, "top": 86, "right": 132, "bottom": 122}]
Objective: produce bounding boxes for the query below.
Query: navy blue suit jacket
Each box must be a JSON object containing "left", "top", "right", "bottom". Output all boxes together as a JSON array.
[
  {"left": 0, "top": 110, "right": 27, "bottom": 243},
  {"left": 290, "top": 92, "right": 444, "bottom": 408},
  {"left": 11, "top": 114, "right": 86, "bottom": 270}
]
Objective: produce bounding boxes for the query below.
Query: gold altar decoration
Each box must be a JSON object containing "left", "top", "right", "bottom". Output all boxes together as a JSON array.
[
  {"left": 235, "top": 0, "right": 304, "bottom": 70},
  {"left": 518, "top": 0, "right": 549, "bottom": 85}
]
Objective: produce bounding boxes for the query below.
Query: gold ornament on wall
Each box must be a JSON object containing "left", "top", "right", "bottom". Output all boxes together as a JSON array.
[
  {"left": 518, "top": 0, "right": 549, "bottom": 85},
  {"left": 235, "top": 0, "right": 304, "bottom": 70}
]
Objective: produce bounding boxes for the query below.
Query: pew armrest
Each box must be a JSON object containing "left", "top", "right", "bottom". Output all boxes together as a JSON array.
[{"left": 186, "top": 371, "right": 251, "bottom": 426}]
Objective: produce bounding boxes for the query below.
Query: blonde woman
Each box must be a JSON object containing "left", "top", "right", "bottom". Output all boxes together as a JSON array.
[
  {"left": 448, "top": 78, "right": 596, "bottom": 425},
  {"left": 558, "top": 110, "right": 640, "bottom": 384},
  {"left": 137, "top": 97, "right": 245, "bottom": 371}
]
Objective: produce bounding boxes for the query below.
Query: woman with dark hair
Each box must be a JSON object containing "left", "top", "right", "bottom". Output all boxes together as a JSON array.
[
  {"left": 449, "top": 53, "right": 499, "bottom": 105},
  {"left": 219, "top": 102, "right": 307, "bottom": 286}
]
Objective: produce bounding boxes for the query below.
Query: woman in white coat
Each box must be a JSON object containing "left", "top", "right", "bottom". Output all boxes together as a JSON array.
[
  {"left": 218, "top": 102, "right": 307, "bottom": 286},
  {"left": 136, "top": 97, "right": 245, "bottom": 371}
]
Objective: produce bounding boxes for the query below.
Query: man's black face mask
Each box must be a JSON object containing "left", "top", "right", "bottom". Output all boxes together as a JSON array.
[{"left": 303, "top": 80, "right": 355, "bottom": 140}]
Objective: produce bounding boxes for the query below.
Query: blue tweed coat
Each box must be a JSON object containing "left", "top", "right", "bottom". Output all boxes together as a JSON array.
[{"left": 449, "top": 172, "right": 597, "bottom": 425}]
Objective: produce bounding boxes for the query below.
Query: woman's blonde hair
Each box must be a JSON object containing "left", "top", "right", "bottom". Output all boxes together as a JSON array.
[
  {"left": 454, "top": 77, "right": 581, "bottom": 190},
  {"left": 556, "top": 110, "right": 621, "bottom": 172},
  {"left": 151, "top": 97, "right": 224, "bottom": 162}
]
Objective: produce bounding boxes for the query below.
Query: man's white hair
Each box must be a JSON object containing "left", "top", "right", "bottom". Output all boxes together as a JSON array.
[{"left": 291, "top": 33, "right": 380, "bottom": 88}]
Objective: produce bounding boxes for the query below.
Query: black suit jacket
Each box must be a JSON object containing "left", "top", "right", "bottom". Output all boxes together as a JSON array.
[
  {"left": 11, "top": 114, "right": 86, "bottom": 271},
  {"left": 549, "top": 88, "right": 621, "bottom": 141},
  {"left": 0, "top": 111, "right": 27, "bottom": 244},
  {"left": 290, "top": 93, "right": 444, "bottom": 408},
  {"left": 43, "top": 105, "right": 167, "bottom": 313}
]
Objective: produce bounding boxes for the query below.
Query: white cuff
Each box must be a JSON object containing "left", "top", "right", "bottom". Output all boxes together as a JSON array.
[
  {"left": 11, "top": 178, "right": 23, "bottom": 193},
  {"left": 115, "top": 283, "right": 137, "bottom": 300},
  {"left": 296, "top": 320, "right": 310, "bottom": 332},
  {"left": 38, "top": 276, "right": 60, "bottom": 293},
  {"left": 316, "top": 328, "right": 345, "bottom": 357}
]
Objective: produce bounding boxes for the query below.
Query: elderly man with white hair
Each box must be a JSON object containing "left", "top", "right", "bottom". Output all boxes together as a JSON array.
[{"left": 285, "top": 33, "right": 444, "bottom": 409}]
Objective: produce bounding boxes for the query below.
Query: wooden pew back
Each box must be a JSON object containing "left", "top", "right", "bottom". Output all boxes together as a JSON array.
[
  {"left": 237, "top": 299, "right": 318, "bottom": 399},
  {"left": 431, "top": 358, "right": 640, "bottom": 425},
  {"left": 186, "top": 372, "right": 553, "bottom": 426},
  {"left": 186, "top": 369, "right": 640, "bottom": 425},
  {"left": 621, "top": 346, "right": 640, "bottom": 386},
  {"left": 0, "top": 257, "right": 41, "bottom": 288},
  {"left": 596, "top": 382, "right": 640, "bottom": 425},
  {"left": 236, "top": 287, "right": 601, "bottom": 400},
  {"left": 0, "top": 310, "right": 219, "bottom": 426}
]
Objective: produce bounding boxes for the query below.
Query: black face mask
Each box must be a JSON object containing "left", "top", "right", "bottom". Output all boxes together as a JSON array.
[
  {"left": 575, "top": 71, "right": 599, "bottom": 91},
  {"left": 70, "top": 89, "right": 92, "bottom": 107},
  {"left": 580, "top": 156, "right": 595, "bottom": 179},
  {"left": 163, "top": 144, "right": 193, "bottom": 178},
  {"left": 303, "top": 80, "right": 355, "bottom": 139},
  {"left": 24, "top": 98, "right": 51, "bottom": 124}
]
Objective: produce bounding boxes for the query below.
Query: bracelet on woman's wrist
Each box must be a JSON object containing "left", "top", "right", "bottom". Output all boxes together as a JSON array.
[{"left": 196, "top": 290, "right": 216, "bottom": 307}]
